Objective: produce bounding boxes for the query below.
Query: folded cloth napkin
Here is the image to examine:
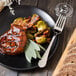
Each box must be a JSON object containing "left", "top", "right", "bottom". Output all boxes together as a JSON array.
[
  {"left": 0, "top": 0, "right": 21, "bottom": 15},
  {"left": 0, "top": 1, "right": 5, "bottom": 12},
  {"left": 0, "top": 0, "right": 15, "bottom": 15},
  {"left": 0, "top": 0, "right": 11, "bottom": 12}
]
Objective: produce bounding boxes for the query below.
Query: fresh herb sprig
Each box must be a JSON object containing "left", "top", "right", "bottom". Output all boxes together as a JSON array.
[{"left": 24, "top": 39, "right": 45, "bottom": 63}]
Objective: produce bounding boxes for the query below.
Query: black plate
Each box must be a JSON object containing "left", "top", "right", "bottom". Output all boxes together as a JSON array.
[{"left": 0, "top": 5, "right": 58, "bottom": 71}]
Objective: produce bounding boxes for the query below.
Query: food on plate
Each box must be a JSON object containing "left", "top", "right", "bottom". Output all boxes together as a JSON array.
[
  {"left": 12, "top": 14, "right": 40, "bottom": 29},
  {"left": 12, "top": 17, "right": 24, "bottom": 26},
  {"left": 35, "top": 35, "right": 47, "bottom": 44},
  {"left": 36, "top": 20, "right": 47, "bottom": 31},
  {"left": 0, "top": 14, "right": 51, "bottom": 62},
  {"left": 0, "top": 25, "right": 27, "bottom": 55},
  {"left": 25, "top": 40, "right": 45, "bottom": 63},
  {"left": 12, "top": 14, "right": 51, "bottom": 44}
]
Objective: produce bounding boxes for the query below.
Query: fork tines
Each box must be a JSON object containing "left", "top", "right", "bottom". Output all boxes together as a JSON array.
[{"left": 54, "top": 14, "right": 66, "bottom": 32}]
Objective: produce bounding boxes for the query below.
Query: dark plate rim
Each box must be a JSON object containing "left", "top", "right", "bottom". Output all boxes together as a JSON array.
[{"left": 0, "top": 5, "right": 59, "bottom": 71}]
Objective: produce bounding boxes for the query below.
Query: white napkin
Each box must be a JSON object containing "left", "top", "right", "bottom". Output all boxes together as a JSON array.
[
  {"left": 0, "top": 0, "right": 21, "bottom": 15},
  {"left": 0, "top": 1, "right": 5, "bottom": 12}
]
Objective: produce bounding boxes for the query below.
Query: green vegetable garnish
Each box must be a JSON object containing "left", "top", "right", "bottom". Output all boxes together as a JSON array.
[
  {"left": 36, "top": 51, "right": 41, "bottom": 59},
  {"left": 35, "top": 36, "right": 47, "bottom": 44},
  {"left": 24, "top": 39, "right": 45, "bottom": 63}
]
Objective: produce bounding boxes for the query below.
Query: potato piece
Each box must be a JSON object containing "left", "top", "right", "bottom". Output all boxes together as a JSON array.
[
  {"left": 36, "top": 21, "right": 47, "bottom": 31},
  {"left": 35, "top": 35, "right": 47, "bottom": 44}
]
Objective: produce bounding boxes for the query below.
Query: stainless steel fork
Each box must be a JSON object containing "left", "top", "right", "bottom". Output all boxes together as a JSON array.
[{"left": 38, "top": 14, "right": 66, "bottom": 68}]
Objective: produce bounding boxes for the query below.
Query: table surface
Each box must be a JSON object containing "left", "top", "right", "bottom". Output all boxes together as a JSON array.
[{"left": 0, "top": 0, "right": 76, "bottom": 76}]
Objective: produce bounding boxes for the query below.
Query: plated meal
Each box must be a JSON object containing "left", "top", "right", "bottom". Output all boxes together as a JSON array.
[
  {"left": 0, "top": 5, "right": 57, "bottom": 70},
  {"left": 0, "top": 14, "right": 51, "bottom": 62}
]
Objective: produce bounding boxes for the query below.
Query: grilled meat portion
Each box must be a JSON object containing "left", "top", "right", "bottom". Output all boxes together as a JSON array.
[{"left": 0, "top": 25, "right": 27, "bottom": 55}]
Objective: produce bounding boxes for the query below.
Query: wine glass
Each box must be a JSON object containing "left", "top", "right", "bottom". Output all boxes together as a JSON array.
[{"left": 55, "top": 3, "right": 73, "bottom": 17}]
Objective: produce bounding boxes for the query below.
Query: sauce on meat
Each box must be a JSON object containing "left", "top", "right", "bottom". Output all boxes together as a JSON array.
[{"left": 0, "top": 25, "right": 27, "bottom": 55}]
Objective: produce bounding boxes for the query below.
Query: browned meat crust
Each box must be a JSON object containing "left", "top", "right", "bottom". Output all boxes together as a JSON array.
[{"left": 0, "top": 25, "right": 27, "bottom": 55}]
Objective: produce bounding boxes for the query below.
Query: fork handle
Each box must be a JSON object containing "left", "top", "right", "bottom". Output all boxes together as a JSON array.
[{"left": 38, "top": 35, "right": 57, "bottom": 68}]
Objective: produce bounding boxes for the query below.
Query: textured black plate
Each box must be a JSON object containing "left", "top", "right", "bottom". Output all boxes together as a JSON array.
[{"left": 0, "top": 5, "right": 58, "bottom": 71}]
